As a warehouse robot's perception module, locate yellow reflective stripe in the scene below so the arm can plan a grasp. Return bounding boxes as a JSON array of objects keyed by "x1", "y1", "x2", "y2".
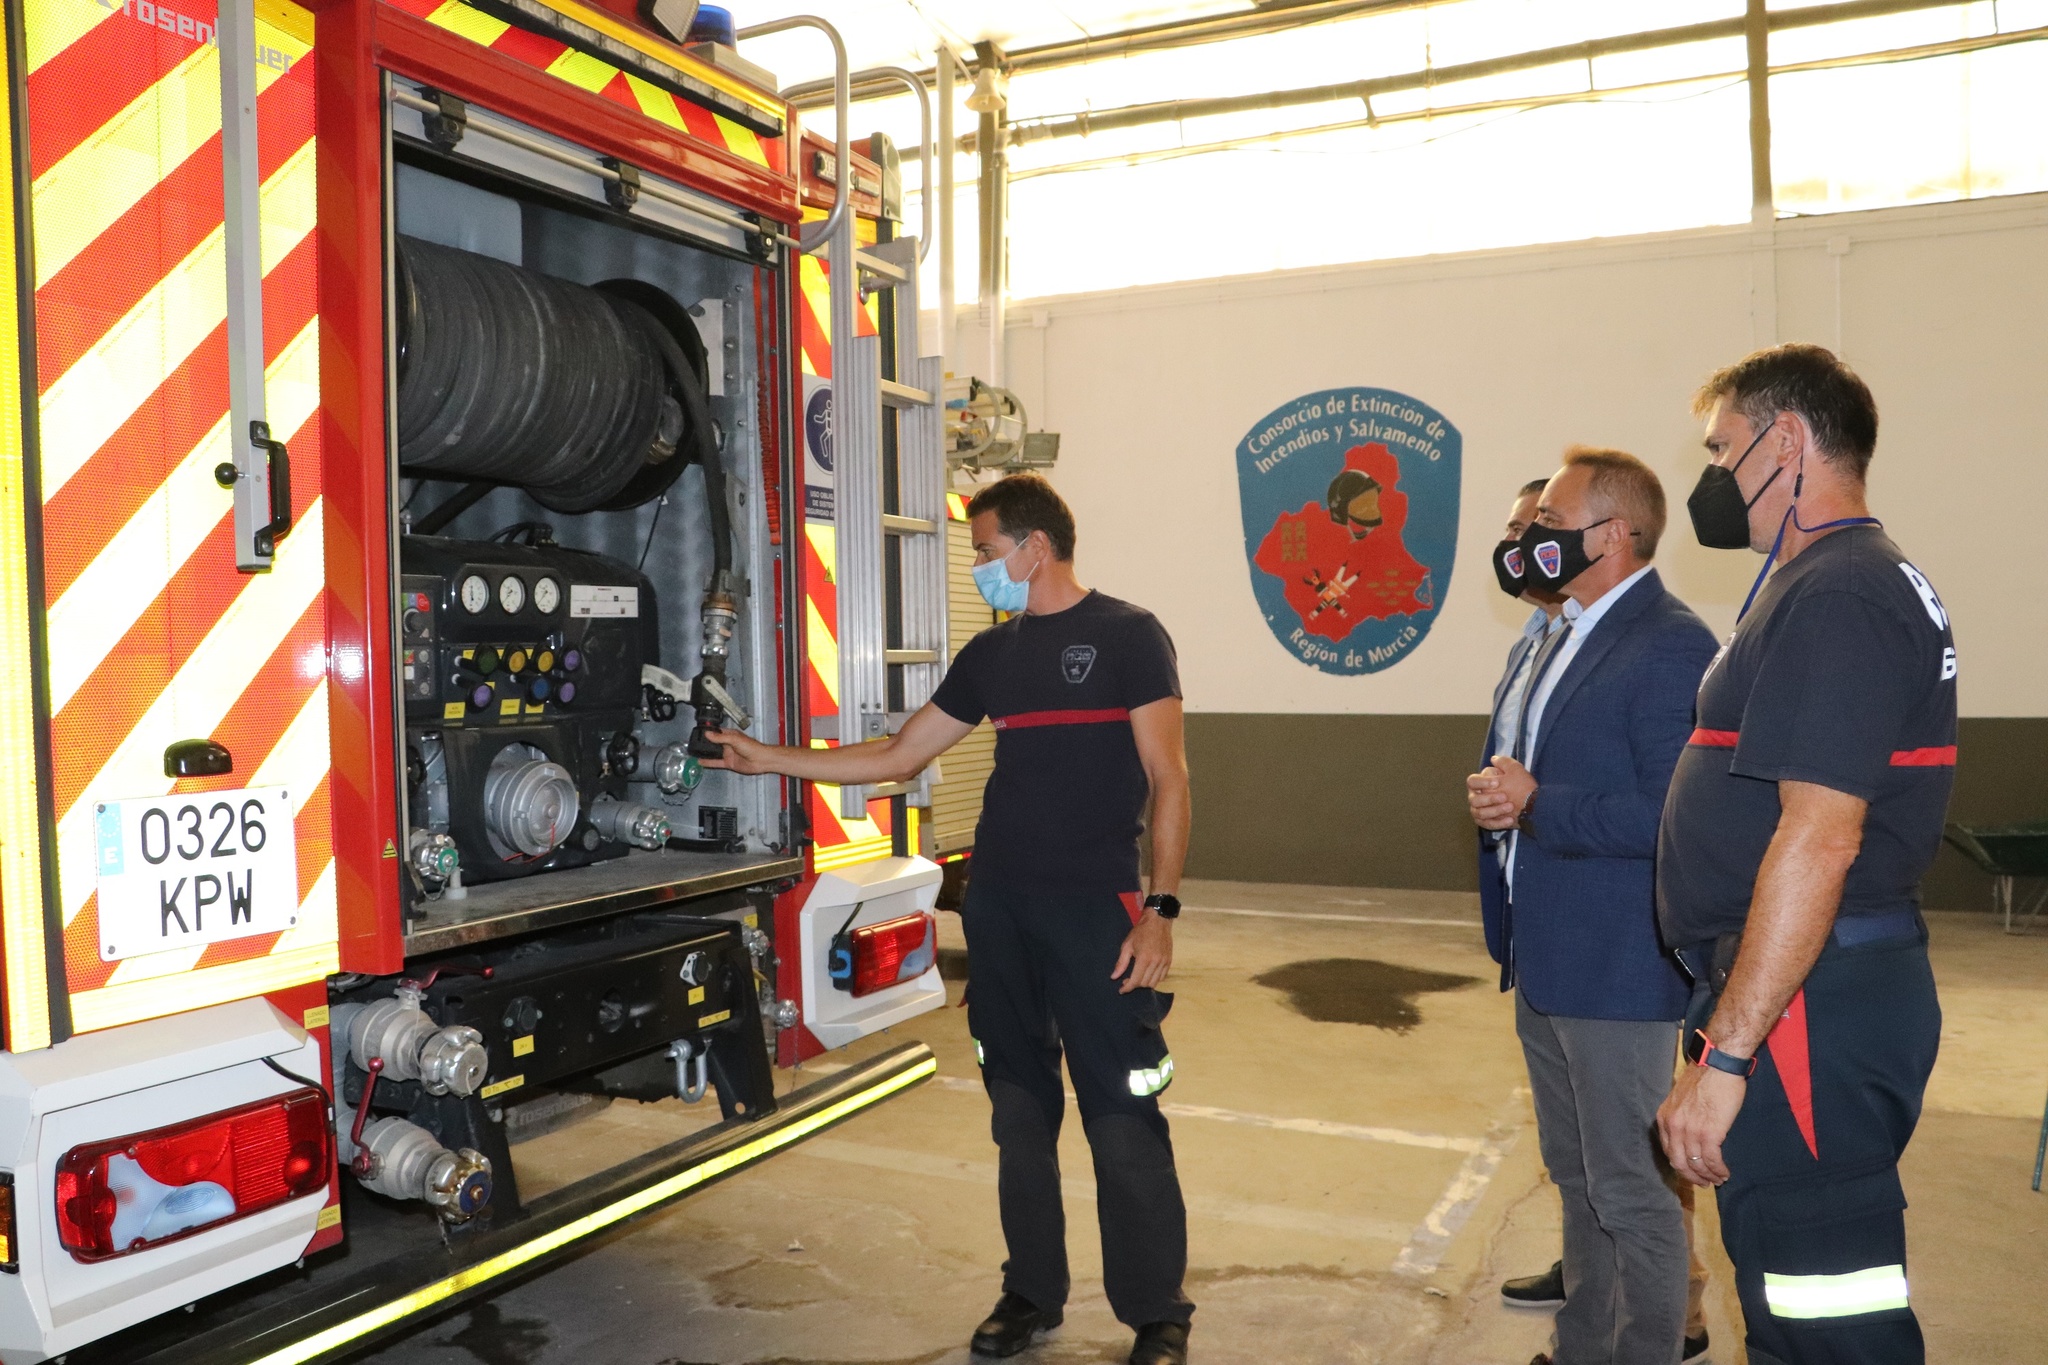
[
  {"x1": 45, "y1": 316, "x2": 317, "y2": 712},
  {"x1": 55, "y1": 500, "x2": 328, "y2": 929},
  {"x1": 544, "y1": 45, "x2": 618, "y2": 94},
  {"x1": 1127, "y1": 1055, "x2": 1175, "y2": 1097},
  {"x1": 714, "y1": 116, "x2": 770, "y2": 169},
  {"x1": 1763, "y1": 1265, "x2": 1910, "y2": 1319},
  {"x1": 811, "y1": 825, "x2": 890, "y2": 870},
  {"x1": 30, "y1": 18, "x2": 307, "y2": 291},
  {"x1": 27, "y1": 0, "x2": 116, "y2": 74},
  {"x1": 425, "y1": 0, "x2": 510, "y2": 47},
  {"x1": 244, "y1": 1057, "x2": 937, "y2": 1365},
  {"x1": 525, "y1": 0, "x2": 781, "y2": 121},
  {"x1": 38, "y1": 139, "x2": 317, "y2": 503},
  {"x1": 70, "y1": 929, "x2": 338, "y2": 1032},
  {"x1": 623, "y1": 73, "x2": 688, "y2": 132},
  {"x1": 0, "y1": 28, "x2": 51, "y2": 1053},
  {"x1": 972, "y1": 1039, "x2": 983, "y2": 1066}
]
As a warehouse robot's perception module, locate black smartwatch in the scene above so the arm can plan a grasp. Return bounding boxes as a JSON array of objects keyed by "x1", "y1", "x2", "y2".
[
  {"x1": 1143, "y1": 892, "x2": 1181, "y2": 920},
  {"x1": 1692, "y1": 1031, "x2": 1757, "y2": 1079}
]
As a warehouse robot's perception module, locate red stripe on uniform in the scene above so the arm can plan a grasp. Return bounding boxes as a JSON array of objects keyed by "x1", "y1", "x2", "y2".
[
  {"x1": 1118, "y1": 892, "x2": 1142, "y2": 927},
  {"x1": 1691, "y1": 729, "x2": 1955, "y2": 768},
  {"x1": 1765, "y1": 988, "x2": 1818, "y2": 1160},
  {"x1": 991, "y1": 708, "x2": 1131, "y2": 731}
]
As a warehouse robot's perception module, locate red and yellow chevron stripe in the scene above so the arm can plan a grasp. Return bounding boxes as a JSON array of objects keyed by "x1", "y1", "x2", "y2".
[
  {"x1": 387, "y1": 0, "x2": 786, "y2": 175},
  {"x1": 27, "y1": 0, "x2": 335, "y2": 1033},
  {"x1": 793, "y1": 207, "x2": 879, "y2": 379}
]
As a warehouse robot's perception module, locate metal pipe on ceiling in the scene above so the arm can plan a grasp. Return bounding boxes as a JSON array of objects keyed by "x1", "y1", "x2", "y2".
[
  {"x1": 782, "y1": 0, "x2": 1985, "y2": 133},
  {"x1": 969, "y1": 0, "x2": 1992, "y2": 151},
  {"x1": 999, "y1": 24, "x2": 2048, "y2": 182}
]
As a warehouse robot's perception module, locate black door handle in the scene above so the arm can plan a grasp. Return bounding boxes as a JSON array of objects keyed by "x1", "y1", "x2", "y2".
[
  {"x1": 251, "y1": 420, "x2": 291, "y2": 558},
  {"x1": 165, "y1": 738, "x2": 233, "y2": 779}
]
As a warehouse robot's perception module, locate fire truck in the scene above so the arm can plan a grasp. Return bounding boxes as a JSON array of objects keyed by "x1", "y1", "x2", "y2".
[{"x1": 0, "y1": 0, "x2": 987, "y2": 1358}]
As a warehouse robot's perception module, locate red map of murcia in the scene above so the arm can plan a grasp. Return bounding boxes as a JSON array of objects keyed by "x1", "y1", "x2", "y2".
[{"x1": 1253, "y1": 443, "x2": 1432, "y2": 643}]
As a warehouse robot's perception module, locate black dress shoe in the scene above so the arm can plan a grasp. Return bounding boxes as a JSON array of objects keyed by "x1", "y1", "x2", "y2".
[
  {"x1": 1683, "y1": 1328, "x2": 1711, "y2": 1362},
  {"x1": 1128, "y1": 1320, "x2": 1190, "y2": 1365},
  {"x1": 970, "y1": 1292, "x2": 1062, "y2": 1358},
  {"x1": 1501, "y1": 1259, "x2": 1566, "y2": 1309}
]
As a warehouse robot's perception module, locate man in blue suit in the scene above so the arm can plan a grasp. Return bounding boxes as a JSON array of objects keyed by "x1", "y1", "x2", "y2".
[{"x1": 1467, "y1": 448, "x2": 1718, "y2": 1365}]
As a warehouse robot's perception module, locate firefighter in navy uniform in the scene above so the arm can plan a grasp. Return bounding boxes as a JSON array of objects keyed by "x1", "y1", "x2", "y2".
[
  {"x1": 706, "y1": 473, "x2": 1196, "y2": 1365},
  {"x1": 1656, "y1": 345, "x2": 1955, "y2": 1365}
]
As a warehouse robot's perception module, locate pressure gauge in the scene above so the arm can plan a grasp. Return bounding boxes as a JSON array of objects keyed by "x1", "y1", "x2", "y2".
[
  {"x1": 498, "y1": 575, "x2": 526, "y2": 614},
  {"x1": 459, "y1": 574, "x2": 490, "y2": 614},
  {"x1": 533, "y1": 576, "x2": 562, "y2": 614}
]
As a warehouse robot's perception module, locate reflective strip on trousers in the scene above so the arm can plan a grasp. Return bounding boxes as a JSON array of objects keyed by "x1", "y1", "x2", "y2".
[
  {"x1": 1127, "y1": 1055, "x2": 1175, "y2": 1097},
  {"x1": 1763, "y1": 1265, "x2": 1911, "y2": 1319},
  {"x1": 973, "y1": 1038, "x2": 984, "y2": 1067}
]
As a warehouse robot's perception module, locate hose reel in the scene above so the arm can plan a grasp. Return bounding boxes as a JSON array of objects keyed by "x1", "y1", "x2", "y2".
[{"x1": 394, "y1": 236, "x2": 716, "y2": 514}]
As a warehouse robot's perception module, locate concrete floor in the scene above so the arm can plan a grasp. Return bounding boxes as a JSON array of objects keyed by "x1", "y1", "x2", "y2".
[{"x1": 356, "y1": 880, "x2": 2048, "y2": 1365}]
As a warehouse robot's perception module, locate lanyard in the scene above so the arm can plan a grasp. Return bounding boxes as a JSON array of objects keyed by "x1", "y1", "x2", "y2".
[{"x1": 1737, "y1": 506, "x2": 1883, "y2": 622}]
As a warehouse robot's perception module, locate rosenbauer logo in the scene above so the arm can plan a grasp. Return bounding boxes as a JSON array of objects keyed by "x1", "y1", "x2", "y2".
[
  {"x1": 1235, "y1": 387, "x2": 1461, "y2": 676},
  {"x1": 100, "y1": 0, "x2": 298, "y2": 71}
]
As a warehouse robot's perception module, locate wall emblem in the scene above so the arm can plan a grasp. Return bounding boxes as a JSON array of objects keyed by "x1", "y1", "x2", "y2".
[{"x1": 1236, "y1": 387, "x2": 1461, "y2": 675}]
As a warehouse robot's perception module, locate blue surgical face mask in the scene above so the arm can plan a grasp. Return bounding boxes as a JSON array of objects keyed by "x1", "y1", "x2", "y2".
[{"x1": 972, "y1": 544, "x2": 1035, "y2": 613}]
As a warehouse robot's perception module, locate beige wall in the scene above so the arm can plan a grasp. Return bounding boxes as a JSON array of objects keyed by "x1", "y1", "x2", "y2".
[{"x1": 954, "y1": 191, "x2": 2048, "y2": 718}]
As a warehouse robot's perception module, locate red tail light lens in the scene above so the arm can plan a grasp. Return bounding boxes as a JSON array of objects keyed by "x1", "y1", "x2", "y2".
[
  {"x1": 54, "y1": 1088, "x2": 331, "y2": 1262},
  {"x1": 847, "y1": 912, "x2": 937, "y2": 997}
]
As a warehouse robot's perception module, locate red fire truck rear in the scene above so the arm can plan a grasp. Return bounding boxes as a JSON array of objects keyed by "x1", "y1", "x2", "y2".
[{"x1": 0, "y1": 1, "x2": 980, "y2": 1358}]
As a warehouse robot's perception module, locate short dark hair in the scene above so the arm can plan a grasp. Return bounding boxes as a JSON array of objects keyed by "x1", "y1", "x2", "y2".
[
  {"x1": 1560, "y1": 446, "x2": 1667, "y2": 559},
  {"x1": 1519, "y1": 477, "x2": 1550, "y2": 498},
  {"x1": 1693, "y1": 343, "x2": 1879, "y2": 478},
  {"x1": 966, "y1": 473, "x2": 1076, "y2": 560}
]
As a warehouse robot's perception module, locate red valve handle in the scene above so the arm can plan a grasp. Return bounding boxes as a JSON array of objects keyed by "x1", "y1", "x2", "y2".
[{"x1": 350, "y1": 1056, "x2": 385, "y2": 1177}]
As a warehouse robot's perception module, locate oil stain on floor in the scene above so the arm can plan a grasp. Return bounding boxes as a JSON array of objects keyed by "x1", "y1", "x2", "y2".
[
  {"x1": 1254, "y1": 958, "x2": 1479, "y2": 1032},
  {"x1": 435, "y1": 1300, "x2": 553, "y2": 1365}
]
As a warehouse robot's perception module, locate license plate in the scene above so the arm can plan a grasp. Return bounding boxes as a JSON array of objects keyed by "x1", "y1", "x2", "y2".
[{"x1": 93, "y1": 787, "x2": 299, "y2": 962}]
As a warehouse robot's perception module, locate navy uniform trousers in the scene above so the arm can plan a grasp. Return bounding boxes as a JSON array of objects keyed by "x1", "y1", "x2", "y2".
[
  {"x1": 1683, "y1": 926, "x2": 1940, "y2": 1365},
  {"x1": 961, "y1": 878, "x2": 1195, "y2": 1328}
]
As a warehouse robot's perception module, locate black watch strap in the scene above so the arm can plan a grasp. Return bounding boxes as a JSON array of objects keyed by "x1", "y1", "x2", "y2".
[
  {"x1": 1693, "y1": 1031, "x2": 1757, "y2": 1079},
  {"x1": 1143, "y1": 892, "x2": 1181, "y2": 920}
]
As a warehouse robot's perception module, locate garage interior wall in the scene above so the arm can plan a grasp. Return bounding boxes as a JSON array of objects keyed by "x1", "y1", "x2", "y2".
[{"x1": 949, "y1": 190, "x2": 2048, "y2": 909}]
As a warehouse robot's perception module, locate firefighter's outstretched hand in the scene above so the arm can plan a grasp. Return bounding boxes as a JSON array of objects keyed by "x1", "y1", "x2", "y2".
[
  {"x1": 1114, "y1": 912, "x2": 1173, "y2": 993},
  {"x1": 1657, "y1": 1063, "x2": 1745, "y2": 1187},
  {"x1": 702, "y1": 728, "x2": 773, "y2": 775}
]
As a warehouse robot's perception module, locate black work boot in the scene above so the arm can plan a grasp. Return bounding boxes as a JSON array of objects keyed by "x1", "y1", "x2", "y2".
[
  {"x1": 1501, "y1": 1259, "x2": 1566, "y2": 1309},
  {"x1": 1128, "y1": 1320, "x2": 1190, "y2": 1365},
  {"x1": 970, "y1": 1292, "x2": 1063, "y2": 1358}
]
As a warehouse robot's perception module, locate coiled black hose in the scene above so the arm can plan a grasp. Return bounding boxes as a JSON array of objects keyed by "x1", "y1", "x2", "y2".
[{"x1": 395, "y1": 237, "x2": 693, "y2": 514}]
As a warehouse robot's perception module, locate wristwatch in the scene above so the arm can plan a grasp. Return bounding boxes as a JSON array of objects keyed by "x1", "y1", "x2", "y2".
[
  {"x1": 1692, "y1": 1031, "x2": 1757, "y2": 1079},
  {"x1": 1143, "y1": 892, "x2": 1182, "y2": 920},
  {"x1": 1516, "y1": 787, "x2": 1538, "y2": 837}
]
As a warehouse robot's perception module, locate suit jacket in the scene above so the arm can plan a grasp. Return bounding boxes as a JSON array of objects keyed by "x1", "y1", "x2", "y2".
[{"x1": 1476, "y1": 570, "x2": 1716, "y2": 1021}]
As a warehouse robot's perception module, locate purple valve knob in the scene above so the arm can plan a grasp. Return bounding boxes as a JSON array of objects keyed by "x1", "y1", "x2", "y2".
[
  {"x1": 469, "y1": 683, "x2": 493, "y2": 710},
  {"x1": 561, "y1": 649, "x2": 582, "y2": 672},
  {"x1": 557, "y1": 681, "x2": 577, "y2": 704}
]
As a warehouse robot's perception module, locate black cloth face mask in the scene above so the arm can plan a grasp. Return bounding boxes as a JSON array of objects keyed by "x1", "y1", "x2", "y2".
[
  {"x1": 1518, "y1": 518, "x2": 1612, "y2": 591},
  {"x1": 1687, "y1": 424, "x2": 1782, "y2": 549},
  {"x1": 1493, "y1": 537, "x2": 1529, "y2": 597}
]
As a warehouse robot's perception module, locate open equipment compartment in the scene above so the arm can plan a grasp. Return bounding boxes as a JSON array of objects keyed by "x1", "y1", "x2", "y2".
[{"x1": 382, "y1": 79, "x2": 797, "y2": 951}]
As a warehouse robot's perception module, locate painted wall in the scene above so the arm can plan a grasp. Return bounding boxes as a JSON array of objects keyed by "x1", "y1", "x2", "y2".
[
  {"x1": 944, "y1": 191, "x2": 2048, "y2": 905},
  {"x1": 933, "y1": 189, "x2": 2048, "y2": 908}
]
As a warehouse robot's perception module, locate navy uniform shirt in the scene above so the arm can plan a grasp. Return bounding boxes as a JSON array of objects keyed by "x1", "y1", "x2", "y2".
[
  {"x1": 1657, "y1": 525, "x2": 1959, "y2": 947},
  {"x1": 931, "y1": 591, "x2": 1180, "y2": 892}
]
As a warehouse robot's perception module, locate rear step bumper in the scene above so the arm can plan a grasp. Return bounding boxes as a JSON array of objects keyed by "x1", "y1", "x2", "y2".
[{"x1": 139, "y1": 1042, "x2": 937, "y2": 1365}]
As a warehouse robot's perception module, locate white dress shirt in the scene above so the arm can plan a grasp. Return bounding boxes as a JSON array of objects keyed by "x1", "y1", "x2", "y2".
[{"x1": 1505, "y1": 564, "x2": 1655, "y2": 893}]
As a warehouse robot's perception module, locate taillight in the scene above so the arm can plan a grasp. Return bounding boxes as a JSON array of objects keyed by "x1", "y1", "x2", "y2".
[
  {"x1": 0, "y1": 1173, "x2": 16, "y2": 1273},
  {"x1": 54, "y1": 1088, "x2": 330, "y2": 1263},
  {"x1": 836, "y1": 912, "x2": 936, "y2": 998}
]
